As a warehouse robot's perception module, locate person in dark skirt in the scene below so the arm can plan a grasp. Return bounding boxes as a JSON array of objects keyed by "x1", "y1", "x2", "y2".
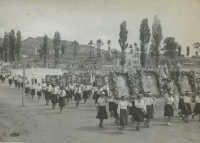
[
  {"x1": 51, "y1": 85, "x2": 58, "y2": 109},
  {"x1": 182, "y1": 91, "x2": 192, "y2": 123},
  {"x1": 8, "y1": 75, "x2": 13, "y2": 87},
  {"x1": 74, "y1": 84, "x2": 82, "y2": 108},
  {"x1": 25, "y1": 81, "x2": 30, "y2": 98},
  {"x1": 96, "y1": 91, "x2": 108, "y2": 128},
  {"x1": 129, "y1": 96, "x2": 136, "y2": 123},
  {"x1": 117, "y1": 94, "x2": 132, "y2": 134},
  {"x1": 41, "y1": 80, "x2": 47, "y2": 98},
  {"x1": 59, "y1": 87, "x2": 66, "y2": 114},
  {"x1": 164, "y1": 90, "x2": 176, "y2": 125},
  {"x1": 143, "y1": 91, "x2": 155, "y2": 128},
  {"x1": 192, "y1": 91, "x2": 200, "y2": 121},
  {"x1": 46, "y1": 84, "x2": 53, "y2": 105},
  {"x1": 134, "y1": 93, "x2": 146, "y2": 131},
  {"x1": 69, "y1": 83, "x2": 75, "y2": 100},
  {"x1": 37, "y1": 83, "x2": 42, "y2": 102},
  {"x1": 64, "y1": 84, "x2": 70, "y2": 104},
  {"x1": 83, "y1": 84, "x2": 89, "y2": 104},
  {"x1": 31, "y1": 81, "x2": 36, "y2": 100},
  {"x1": 17, "y1": 76, "x2": 21, "y2": 90},
  {"x1": 108, "y1": 95, "x2": 115, "y2": 117},
  {"x1": 178, "y1": 94, "x2": 184, "y2": 117}
]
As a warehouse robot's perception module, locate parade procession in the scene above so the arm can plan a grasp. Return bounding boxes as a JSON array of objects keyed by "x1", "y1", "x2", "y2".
[{"x1": 0, "y1": 0, "x2": 200, "y2": 143}]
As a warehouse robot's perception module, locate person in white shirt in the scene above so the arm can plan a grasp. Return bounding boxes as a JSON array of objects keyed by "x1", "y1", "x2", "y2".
[
  {"x1": 25, "y1": 81, "x2": 30, "y2": 98},
  {"x1": 8, "y1": 75, "x2": 13, "y2": 87},
  {"x1": 51, "y1": 85, "x2": 58, "y2": 109},
  {"x1": 192, "y1": 91, "x2": 200, "y2": 121},
  {"x1": 108, "y1": 94, "x2": 115, "y2": 117},
  {"x1": 74, "y1": 84, "x2": 83, "y2": 108},
  {"x1": 143, "y1": 91, "x2": 155, "y2": 128},
  {"x1": 14, "y1": 75, "x2": 18, "y2": 89},
  {"x1": 41, "y1": 80, "x2": 47, "y2": 98},
  {"x1": 46, "y1": 83, "x2": 53, "y2": 105},
  {"x1": 96, "y1": 91, "x2": 108, "y2": 128},
  {"x1": 37, "y1": 83, "x2": 42, "y2": 102},
  {"x1": 20, "y1": 77, "x2": 24, "y2": 91},
  {"x1": 59, "y1": 87, "x2": 66, "y2": 114},
  {"x1": 17, "y1": 76, "x2": 21, "y2": 90},
  {"x1": 64, "y1": 84, "x2": 70, "y2": 104},
  {"x1": 31, "y1": 81, "x2": 37, "y2": 100},
  {"x1": 164, "y1": 90, "x2": 176, "y2": 125},
  {"x1": 182, "y1": 91, "x2": 192, "y2": 123},
  {"x1": 83, "y1": 83, "x2": 89, "y2": 104},
  {"x1": 69, "y1": 83, "x2": 75, "y2": 100},
  {"x1": 117, "y1": 94, "x2": 132, "y2": 134},
  {"x1": 134, "y1": 93, "x2": 146, "y2": 131}
]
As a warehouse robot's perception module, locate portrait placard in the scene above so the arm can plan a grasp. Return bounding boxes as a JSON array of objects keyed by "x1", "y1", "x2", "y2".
[
  {"x1": 45, "y1": 75, "x2": 60, "y2": 85},
  {"x1": 76, "y1": 75, "x2": 83, "y2": 84},
  {"x1": 180, "y1": 74, "x2": 191, "y2": 94},
  {"x1": 60, "y1": 75, "x2": 67, "y2": 87},
  {"x1": 95, "y1": 75, "x2": 105, "y2": 87},
  {"x1": 84, "y1": 73, "x2": 90, "y2": 84}
]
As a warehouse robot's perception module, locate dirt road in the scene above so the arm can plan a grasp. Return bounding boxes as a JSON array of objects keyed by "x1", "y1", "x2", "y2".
[{"x1": 0, "y1": 80, "x2": 199, "y2": 143}]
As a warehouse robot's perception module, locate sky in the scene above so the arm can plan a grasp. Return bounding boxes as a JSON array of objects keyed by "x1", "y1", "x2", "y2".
[{"x1": 0, "y1": 0, "x2": 200, "y2": 56}]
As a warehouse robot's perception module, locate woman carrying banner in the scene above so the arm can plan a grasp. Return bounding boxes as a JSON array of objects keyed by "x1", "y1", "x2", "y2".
[
  {"x1": 117, "y1": 94, "x2": 132, "y2": 134},
  {"x1": 164, "y1": 90, "x2": 176, "y2": 125},
  {"x1": 134, "y1": 93, "x2": 146, "y2": 131},
  {"x1": 59, "y1": 87, "x2": 66, "y2": 114},
  {"x1": 192, "y1": 91, "x2": 200, "y2": 121},
  {"x1": 37, "y1": 83, "x2": 42, "y2": 103},
  {"x1": 182, "y1": 91, "x2": 192, "y2": 123},
  {"x1": 51, "y1": 85, "x2": 58, "y2": 109},
  {"x1": 96, "y1": 91, "x2": 108, "y2": 128}
]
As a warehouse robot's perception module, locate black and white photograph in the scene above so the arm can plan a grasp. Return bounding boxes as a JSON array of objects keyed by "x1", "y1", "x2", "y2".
[{"x1": 0, "y1": 0, "x2": 200, "y2": 143}]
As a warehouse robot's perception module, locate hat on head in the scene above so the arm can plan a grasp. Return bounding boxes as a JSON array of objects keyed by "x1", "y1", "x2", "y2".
[
  {"x1": 101, "y1": 91, "x2": 105, "y2": 95},
  {"x1": 147, "y1": 91, "x2": 152, "y2": 94},
  {"x1": 121, "y1": 94, "x2": 126, "y2": 97},
  {"x1": 186, "y1": 91, "x2": 191, "y2": 94}
]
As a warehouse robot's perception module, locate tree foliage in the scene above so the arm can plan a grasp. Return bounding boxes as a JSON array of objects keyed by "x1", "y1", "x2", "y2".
[
  {"x1": 178, "y1": 45, "x2": 182, "y2": 56},
  {"x1": 88, "y1": 40, "x2": 93, "y2": 58},
  {"x1": 162, "y1": 37, "x2": 178, "y2": 58},
  {"x1": 9, "y1": 29, "x2": 16, "y2": 63},
  {"x1": 15, "y1": 30, "x2": 22, "y2": 61},
  {"x1": 149, "y1": 16, "x2": 163, "y2": 67},
  {"x1": 42, "y1": 35, "x2": 49, "y2": 66},
  {"x1": 96, "y1": 39, "x2": 103, "y2": 58},
  {"x1": 139, "y1": 18, "x2": 151, "y2": 67},
  {"x1": 3, "y1": 32, "x2": 9, "y2": 62},
  {"x1": 0, "y1": 45, "x2": 3, "y2": 60},
  {"x1": 53, "y1": 31, "x2": 61, "y2": 66},
  {"x1": 186, "y1": 46, "x2": 190, "y2": 57},
  {"x1": 118, "y1": 21, "x2": 129, "y2": 67},
  {"x1": 73, "y1": 40, "x2": 79, "y2": 63},
  {"x1": 61, "y1": 44, "x2": 65, "y2": 54}
]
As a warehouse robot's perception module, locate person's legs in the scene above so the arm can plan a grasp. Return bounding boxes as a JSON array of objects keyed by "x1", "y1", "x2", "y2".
[
  {"x1": 192, "y1": 113, "x2": 198, "y2": 119},
  {"x1": 121, "y1": 125, "x2": 125, "y2": 133},
  {"x1": 136, "y1": 121, "x2": 140, "y2": 131},
  {"x1": 147, "y1": 119, "x2": 150, "y2": 127},
  {"x1": 99, "y1": 119, "x2": 104, "y2": 127}
]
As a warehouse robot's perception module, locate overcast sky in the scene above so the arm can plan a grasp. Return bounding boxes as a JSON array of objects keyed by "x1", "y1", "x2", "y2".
[{"x1": 0, "y1": 0, "x2": 200, "y2": 56}]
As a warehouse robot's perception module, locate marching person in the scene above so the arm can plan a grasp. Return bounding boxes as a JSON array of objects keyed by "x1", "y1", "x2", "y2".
[
  {"x1": 37, "y1": 83, "x2": 42, "y2": 102},
  {"x1": 129, "y1": 96, "x2": 136, "y2": 123},
  {"x1": 2, "y1": 73, "x2": 6, "y2": 83},
  {"x1": 108, "y1": 94, "x2": 115, "y2": 117},
  {"x1": 83, "y1": 83, "x2": 89, "y2": 104},
  {"x1": 164, "y1": 90, "x2": 176, "y2": 125},
  {"x1": 14, "y1": 75, "x2": 18, "y2": 89},
  {"x1": 74, "y1": 84, "x2": 82, "y2": 108},
  {"x1": 96, "y1": 91, "x2": 108, "y2": 128},
  {"x1": 59, "y1": 87, "x2": 66, "y2": 114},
  {"x1": 46, "y1": 83, "x2": 53, "y2": 106},
  {"x1": 117, "y1": 94, "x2": 132, "y2": 134},
  {"x1": 30, "y1": 81, "x2": 36, "y2": 100},
  {"x1": 20, "y1": 77, "x2": 24, "y2": 91},
  {"x1": 192, "y1": 91, "x2": 200, "y2": 121},
  {"x1": 64, "y1": 84, "x2": 70, "y2": 104},
  {"x1": 51, "y1": 85, "x2": 58, "y2": 109},
  {"x1": 143, "y1": 91, "x2": 155, "y2": 128},
  {"x1": 114, "y1": 97, "x2": 120, "y2": 125},
  {"x1": 178, "y1": 94, "x2": 184, "y2": 117},
  {"x1": 8, "y1": 74, "x2": 13, "y2": 87},
  {"x1": 69, "y1": 83, "x2": 75, "y2": 100},
  {"x1": 182, "y1": 91, "x2": 192, "y2": 123},
  {"x1": 25, "y1": 81, "x2": 30, "y2": 98},
  {"x1": 17, "y1": 76, "x2": 21, "y2": 90},
  {"x1": 41, "y1": 79, "x2": 47, "y2": 98},
  {"x1": 134, "y1": 93, "x2": 146, "y2": 131}
]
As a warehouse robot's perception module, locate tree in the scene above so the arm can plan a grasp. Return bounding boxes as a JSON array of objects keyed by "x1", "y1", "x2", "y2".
[
  {"x1": 61, "y1": 44, "x2": 65, "y2": 54},
  {"x1": 134, "y1": 43, "x2": 139, "y2": 53},
  {"x1": 186, "y1": 46, "x2": 190, "y2": 57},
  {"x1": 178, "y1": 45, "x2": 182, "y2": 56},
  {"x1": 53, "y1": 31, "x2": 61, "y2": 66},
  {"x1": 196, "y1": 51, "x2": 198, "y2": 57},
  {"x1": 118, "y1": 21, "x2": 129, "y2": 67},
  {"x1": 88, "y1": 40, "x2": 93, "y2": 58},
  {"x1": 3, "y1": 32, "x2": 9, "y2": 63},
  {"x1": 193, "y1": 42, "x2": 200, "y2": 57},
  {"x1": 15, "y1": 30, "x2": 22, "y2": 61},
  {"x1": 162, "y1": 37, "x2": 178, "y2": 58},
  {"x1": 9, "y1": 29, "x2": 16, "y2": 63},
  {"x1": 73, "y1": 40, "x2": 79, "y2": 63},
  {"x1": 96, "y1": 39, "x2": 103, "y2": 58},
  {"x1": 0, "y1": 45, "x2": 3, "y2": 60},
  {"x1": 149, "y1": 16, "x2": 163, "y2": 67},
  {"x1": 139, "y1": 18, "x2": 151, "y2": 67},
  {"x1": 42, "y1": 35, "x2": 49, "y2": 67}
]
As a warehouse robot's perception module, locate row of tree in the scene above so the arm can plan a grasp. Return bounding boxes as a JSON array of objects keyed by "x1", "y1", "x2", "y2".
[
  {"x1": 118, "y1": 16, "x2": 193, "y2": 68},
  {"x1": 0, "y1": 30, "x2": 22, "y2": 63}
]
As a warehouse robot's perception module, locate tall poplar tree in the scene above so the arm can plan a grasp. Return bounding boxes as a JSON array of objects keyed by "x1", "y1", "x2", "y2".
[
  {"x1": 3, "y1": 32, "x2": 9, "y2": 63},
  {"x1": 53, "y1": 31, "x2": 61, "y2": 66},
  {"x1": 15, "y1": 30, "x2": 22, "y2": 61},
  {"x1": 9, "y1": 29, "x2": 16, "y2": 63}
]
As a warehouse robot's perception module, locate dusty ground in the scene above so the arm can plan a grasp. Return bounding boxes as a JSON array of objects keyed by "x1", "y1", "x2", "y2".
[{"x1": 0, "y1": 80, "x2": 200, "y2": 143}]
